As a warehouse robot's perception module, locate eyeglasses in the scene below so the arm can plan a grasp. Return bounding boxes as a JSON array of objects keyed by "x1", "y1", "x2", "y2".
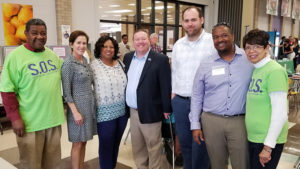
[
  {"x1": 213, "y1": 22, "x2": 231, "y2": 30},
  {"x1": 244, "y1": 45, "x2": 264, "y2": 52},
  {"x1": 214, "y1": 22, "x2": 231, "y2": 27}
]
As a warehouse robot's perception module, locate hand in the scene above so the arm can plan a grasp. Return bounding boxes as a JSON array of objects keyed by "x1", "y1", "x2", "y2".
[
  {"x1": 126, "y1": 45, "x2": 130, "y2": 50},
  {"x1": 192, "y1": 129, "x2": 204, "y2": 145},
  {"x1": 259, "y1": 146, "x2": 272, "y2": 167},
  {"x1": 73, "y1": 112, "x2": 83, "y2": 125},
  {"x1": 171, "y1": 93, "x2": 176, "y2": 100},
  {"x1": 12, "y1": 119, "x2": 25, "y2": 137},
  {"x1": 164, "y1": 113, "x2": 170, "y2": 119}
]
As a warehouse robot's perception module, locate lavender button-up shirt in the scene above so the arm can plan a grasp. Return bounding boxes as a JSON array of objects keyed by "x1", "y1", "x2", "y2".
[{"x1": 189, "y1": 45, "x2": 253, "y2": 130}]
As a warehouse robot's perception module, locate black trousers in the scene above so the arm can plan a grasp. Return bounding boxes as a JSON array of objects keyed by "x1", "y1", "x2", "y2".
[{"x1": 248, "y1": 141, "x2": 284, "y2": 169}]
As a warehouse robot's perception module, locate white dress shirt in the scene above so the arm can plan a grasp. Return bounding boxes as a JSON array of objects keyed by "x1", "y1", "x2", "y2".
[{"x1": 171, "y1": 30, "x2": 217, "y2": 97}]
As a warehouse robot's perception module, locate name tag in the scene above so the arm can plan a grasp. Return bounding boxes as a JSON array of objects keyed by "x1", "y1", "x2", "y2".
[{"x1": 212, "y1": 67, "x2": 225, "y2": 76}]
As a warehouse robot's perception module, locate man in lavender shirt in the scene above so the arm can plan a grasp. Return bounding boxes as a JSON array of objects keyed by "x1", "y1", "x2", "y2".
[{"x1": 189, "y1": 23, "x2": 253, "y2": 169}]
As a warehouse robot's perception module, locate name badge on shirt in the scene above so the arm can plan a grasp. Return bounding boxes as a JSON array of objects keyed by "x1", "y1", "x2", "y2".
[{"x1": 212, "y1": 67, "x2": 225, "y2": 76}]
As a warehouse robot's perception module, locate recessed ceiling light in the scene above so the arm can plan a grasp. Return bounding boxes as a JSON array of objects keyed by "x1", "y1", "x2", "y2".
[
  {"x1": 146, "y1": 6, "x2": 173, "y2": 10},
  {"x1": 128, "y1": 3, "x2": 135, "y2": 6},
  {"x1": 109, "y1": 5, "x2": 120, "y2": 7},
  {"x1": 105, "y1": 9, "x2": 133, "y2": 13}
]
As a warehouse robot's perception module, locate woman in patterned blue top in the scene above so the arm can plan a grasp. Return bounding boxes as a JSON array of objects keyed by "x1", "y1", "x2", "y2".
[
  {"x1": 62, "y1": 30, "x2": 96, "y2": 169},
  {"x1": 90, "y1": 36, "x2": 128, "y2": 169}
]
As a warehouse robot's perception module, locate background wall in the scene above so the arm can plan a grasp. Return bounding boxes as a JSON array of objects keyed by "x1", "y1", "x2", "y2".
[
  {"x1": 0, "y1": 0, "x2": 57, "y2": 45},
  {"x1": 255, "y1": 0, "x2": 300, "y2": 38},
  {"x1": 282, "y1": 17, "x2": 293, "y2": 37},
  {"x1": 257, "y1": 0, "x2": 269, "y2": 31},
  {"x1": 71, "y1": 0, "x2": 99, "y2": 47},
  {"x1": 241, "y1": 0, "x2": 255, "y2": 46},
  {"x1": 293, "y1": 20, "x2": 299, "y2": 37}
]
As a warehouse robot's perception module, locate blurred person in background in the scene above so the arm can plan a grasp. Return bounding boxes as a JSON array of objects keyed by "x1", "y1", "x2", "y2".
[
  {"x1": 150, "y1": 33, "x2": 162, "y2": 53},
  {"x1": 119, "y1": 34, "x2": 134, "y2": 61}
]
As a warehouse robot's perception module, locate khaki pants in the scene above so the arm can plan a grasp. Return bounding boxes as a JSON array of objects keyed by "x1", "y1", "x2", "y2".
[
  {"x1": 201, "y1": 112, "x2": 250, "y2": 169},
  {"x1": 16, "y1": 126, "x2": 62, "y2": 169},
  {"x1": 130, "y1": 108, "x2": 162, "y2": 169}
]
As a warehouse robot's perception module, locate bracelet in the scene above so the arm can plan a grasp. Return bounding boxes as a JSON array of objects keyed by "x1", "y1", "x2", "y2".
[{"x1": 263, "y1": 147, "x2": 272, "y2": 153}]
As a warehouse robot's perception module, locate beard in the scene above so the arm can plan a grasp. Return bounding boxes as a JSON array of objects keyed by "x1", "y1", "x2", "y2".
[
  {"x1": 216, "y1": 43, "x2": 234, "y2": 56},
  {"x1": 185, "y1": 27, "x2": 201, "y2": 38}
]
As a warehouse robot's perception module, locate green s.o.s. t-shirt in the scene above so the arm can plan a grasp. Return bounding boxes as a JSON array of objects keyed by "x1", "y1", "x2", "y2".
[
  {"x1": 246, "y1": 60, "x2": 288, "y2": 144},
  {"x1": 0, "y1": 45, "x2": 65, "y2": 132}
]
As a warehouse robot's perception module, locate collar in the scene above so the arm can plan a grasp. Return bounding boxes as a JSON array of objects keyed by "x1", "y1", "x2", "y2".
[
  {"x1": 253, "y1": 55, "x2": 271, "y2": 68},
  {"x1": 133, "y1": 49, "x2": 150, "y2": 60},
  {"x1": 69, "y1": 54, "x2": 87, "y2": 65},
  {"x1": 24, "y1": 43, "x2": 45, "y2": 52},
  {"x1": 212, "y1": 44, "x2": 243, "y2": 61}
]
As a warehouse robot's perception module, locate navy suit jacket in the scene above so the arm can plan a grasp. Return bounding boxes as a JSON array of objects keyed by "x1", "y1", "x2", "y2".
[{"x1": 124, "y1": 50, "x2": 172, "y2": 124}]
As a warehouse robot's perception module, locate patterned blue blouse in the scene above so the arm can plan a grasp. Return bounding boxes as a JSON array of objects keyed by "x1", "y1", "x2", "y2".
[{"x1": 90, "y1": 59, "x2": 127, "y2": 122}]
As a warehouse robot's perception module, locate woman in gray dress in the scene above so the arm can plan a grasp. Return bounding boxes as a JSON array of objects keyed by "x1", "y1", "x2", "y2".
[{"x1": 62, "y1": 30, "x2": 96, "y2": 169}]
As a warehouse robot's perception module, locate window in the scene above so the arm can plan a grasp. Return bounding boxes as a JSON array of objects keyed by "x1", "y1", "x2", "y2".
[{"x1": 99, "y1": 0, "x2": 203, "y2": 54}]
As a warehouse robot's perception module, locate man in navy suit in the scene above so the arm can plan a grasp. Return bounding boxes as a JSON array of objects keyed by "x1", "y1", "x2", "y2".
[{"x1": 123, "y1": 29, "x2": 172, "y2": 169}]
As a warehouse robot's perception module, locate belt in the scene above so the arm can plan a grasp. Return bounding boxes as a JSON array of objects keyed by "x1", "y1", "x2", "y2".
[
  {"x1": 205, "y1": 111, "x2": 245, "y2": 118},
  {"x1": 177, "y1": 95, "x2": 191, "y2": 100},
  {"x1": 222, "y1": 114, "x2": 245, "y2": 117}
]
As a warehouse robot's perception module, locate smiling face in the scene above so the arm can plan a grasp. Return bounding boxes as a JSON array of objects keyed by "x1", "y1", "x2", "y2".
[
  {"x1": 25, "y1": 25, "x2": 47, "y2": 52},
  {"x1": 182, "y1": 8, "x2": 203, "y2": 39},
  {"x1": 70, "y1": 35, "x2": 87, "y2": 57},
  {"x1": 245, "y1": 44, "x2": 269, "y2": 64},
  {"x1": 133, "y1": 31, "x2": 150, "y2": 56},
  {"x1": 212, "y1": 26, "x2": 234, "y2": 55},
  {"x1": 101, "y1": 39, "x2": 115, "y2": 60}
]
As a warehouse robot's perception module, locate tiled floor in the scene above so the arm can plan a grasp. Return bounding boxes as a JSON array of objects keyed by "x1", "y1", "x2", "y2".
[{"x1": 0, "y1": 107, "x2": 300, "y2": 169}]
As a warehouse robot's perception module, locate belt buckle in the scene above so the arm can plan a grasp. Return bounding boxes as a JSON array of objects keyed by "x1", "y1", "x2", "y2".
[{"x1": 223, "y1": 114, "x2": 231, "y2": 117}]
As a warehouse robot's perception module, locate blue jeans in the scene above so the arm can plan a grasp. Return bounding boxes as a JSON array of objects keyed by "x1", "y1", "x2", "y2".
[
  {"x1": 172, "y1": 95, "x2": 210, "y2": 169},
  {"x1": 97, "y1": 115, "x2": 128, "y2": 169},
  {"x1": 248, "y1": 142, "x2": 284, "y2": 169}
]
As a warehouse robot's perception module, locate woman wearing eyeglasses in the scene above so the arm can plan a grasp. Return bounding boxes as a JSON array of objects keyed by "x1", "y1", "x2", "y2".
[{"x1": 243, "y1": 29, "x2": 288, "y2": 169}]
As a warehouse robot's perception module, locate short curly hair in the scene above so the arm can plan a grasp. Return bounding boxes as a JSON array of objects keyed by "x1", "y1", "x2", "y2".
[
  {"x1": 94, "y1": 36, "x2": 119, "y2": 60},
  {"x1": 25, "y1": 18, "x2": 47, "y2": 32},
  {"x1": 243, "y1": 29, "x2": 269, "y2": 48}
]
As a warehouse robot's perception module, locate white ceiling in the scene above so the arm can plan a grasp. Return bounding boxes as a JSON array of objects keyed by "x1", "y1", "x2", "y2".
[{"x1": 98, "y1": 0, "x2": 177, "y2": 24}]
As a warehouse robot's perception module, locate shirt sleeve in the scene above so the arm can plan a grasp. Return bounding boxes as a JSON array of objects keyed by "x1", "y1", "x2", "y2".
[
  {"x1": 1, "y1": 92, "x2": 21, "y2": 122},
  {"x1": 0, "y1": 53, "x2": 18, "y2": 93},
  {"x1": 61, "y1": 61, "x2": 74, "y2": 103},
  {"x1": 159, "y1": 55, "x2": 172, "y2": 113},
  {"x1": 264, "y1": 91, "x2": 288, "y2": 148},
  {"x1": 189, "y1": 64, "x2": 205, "y2": 130},
  {"x1": 171, "y1": 44, "x2": 177, "y2": 93},
  {"x1": 267, "y1": 69, "x2": 288, "y2": 93}
]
